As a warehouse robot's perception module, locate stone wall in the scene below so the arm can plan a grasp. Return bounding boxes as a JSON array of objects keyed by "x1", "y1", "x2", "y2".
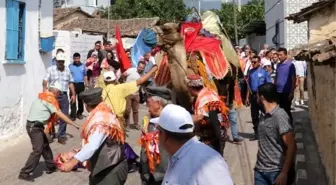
[
  {"x1": 307, "y1": 60, "x2": 336, "y2": 185},
  {"x1": 308, "y1": 3, "x2": 336, "y2": 43}
]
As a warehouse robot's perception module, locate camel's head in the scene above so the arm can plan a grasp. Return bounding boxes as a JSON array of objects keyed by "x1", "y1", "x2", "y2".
[{"x1": 151, "y1": 23, "x2": 183, "y2": 51}]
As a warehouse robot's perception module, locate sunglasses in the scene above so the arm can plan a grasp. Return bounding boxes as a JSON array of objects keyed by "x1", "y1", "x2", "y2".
[{"x1": 251, "y1": 61, "x2": 258, "y2": 64}]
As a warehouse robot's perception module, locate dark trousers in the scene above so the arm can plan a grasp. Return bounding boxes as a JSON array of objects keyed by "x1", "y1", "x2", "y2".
[
  {"x1": 89, "y1": 160, "x2": 128, "y2": 185},
  {"x1": 69, "y1": 82, "x2": 85, "y2": 118},
  {"x1": 250, "y1": 92, "x2": 264, "y2": 133},
  {"x1": 239, "y1": 79, "x2": 247, "y2": 105},
  {"x1": 142, "y1": 175, "x2": 162, "y2": 185},
  {"x1": 278, "y1": 92, "x2": 293, "y2": 124},
  {"x1": 57, "y1": 93, "x2": 69, "y2": 138},
  {"x1": 20, "y1": 121, "x2": 56, "y2": 175}
]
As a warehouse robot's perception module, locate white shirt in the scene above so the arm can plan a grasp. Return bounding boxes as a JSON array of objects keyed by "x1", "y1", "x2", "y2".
[
  {"x1": 162, "y1": 137, "x2": 234, "y2": 185},
  {"x1": 44, "y1": 65, "x2": 74, "y2": 92},
  {"x1": 124, "y1": 68, "x2": 140, "y2": 82},
  {"x1": 293, "y1": 60, "x2": 307, "y2": 77}
]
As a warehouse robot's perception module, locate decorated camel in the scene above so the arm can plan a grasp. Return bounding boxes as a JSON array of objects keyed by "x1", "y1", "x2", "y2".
[{"x1": 131, "y1": 11, "x2": 240, "y2": 111}]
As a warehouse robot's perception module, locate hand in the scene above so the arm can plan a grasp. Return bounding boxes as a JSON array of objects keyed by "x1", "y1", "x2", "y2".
[
  {"x1": 275, "y1": 172, "x2": 287, "y2": 185},
  {"x1": 288, "y1": 93, "x2": 294, "y2": 101},
  {"x1": 74, "y1": 124, "x2": 80, "y2": 130},
  {"x1": 245, "y1": 99, "x2": 250, "y2": 107},
  {"x1": 192, "y1": 115, "x2": 204, "y2": 123},
  {"x1": 70, "y1": 95, "x2": 76, "y2": 104},
  {"x1": 60, "y1": 160, "x2": 77, "y2": 172}
]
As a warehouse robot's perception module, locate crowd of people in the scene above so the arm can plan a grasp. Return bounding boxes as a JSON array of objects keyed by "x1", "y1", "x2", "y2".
[{"x1": 17, "y1": 40, "x2": 305, "y2": 185}]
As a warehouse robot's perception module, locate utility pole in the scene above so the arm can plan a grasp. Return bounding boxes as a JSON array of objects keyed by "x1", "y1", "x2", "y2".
[
  {"x1": 233, "y1": 0, "x2": 238, "y2": 45},
  {"x1": 198, "y1": 0, "x2": 201, "y2": 15},
  {"x1": 107, "y1": 2, "x2": 110, "y2": 39}
]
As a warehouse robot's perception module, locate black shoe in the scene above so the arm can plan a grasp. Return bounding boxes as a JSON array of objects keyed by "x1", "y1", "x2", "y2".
[
  {"x1": 77, "y1": 114, "x2": 84, "y2": 120},
  {"x1": 58, "y1": 137, "x2": 67, "y2": 145},
  {"x1": 130, "y1": 124, "x2": 141, "y2": 130},
  {"x1": 46, "y1": 166, "x2": 58, "y2": 174},
  {"x1": 233, "y1": 137, "x2": 243, "y2": 143},
  {"x1": 71, "y1": 117, "x2": 76, "y2": 121},
  {"x1": 18, "y1": 174, "x2": 34, "y2": 182}
]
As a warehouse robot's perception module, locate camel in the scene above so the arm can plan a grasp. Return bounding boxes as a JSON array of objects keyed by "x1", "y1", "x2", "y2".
[{"x1": 151, "y1": 23, "x2": 193, "y2": 111}]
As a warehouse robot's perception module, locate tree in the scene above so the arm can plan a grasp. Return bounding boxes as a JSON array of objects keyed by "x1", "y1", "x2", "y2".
[
  {"x1": 215, "y1": 0, "x2": 264, "y2": 41},
  {"x1": 100, "y1": 0, "x2": 188, "y2": 23}
]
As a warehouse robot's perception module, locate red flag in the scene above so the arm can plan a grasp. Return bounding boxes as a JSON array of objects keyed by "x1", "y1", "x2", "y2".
[
  {"x1": 115, "y1": 24, "x2": 131, "y2": 73},
  {"x1": 180, "y1": 22, "x2": 202, "y2": 50}
]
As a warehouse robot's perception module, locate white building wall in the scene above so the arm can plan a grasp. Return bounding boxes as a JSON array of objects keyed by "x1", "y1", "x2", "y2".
[
  {"x1": 265, "y1": 0, "x2": 318, "y2": 49},
  {"x1": 53, "y1": 30, "x2": 103, "y2": 66},
  {"x1": 0, "y1": 0, "x2": 53, "y2": 140},
  {"x1": 265, "y1": 0, "x2": 285, "y2": 48}
]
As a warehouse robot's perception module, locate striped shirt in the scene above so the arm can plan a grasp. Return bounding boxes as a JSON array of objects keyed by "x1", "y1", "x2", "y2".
[
  {"x1": 255, "y1": 106, "x2": 293, "y2": 172},
  {"x1": 44, "y1": 65, "x2": 74, "y2": 92}
]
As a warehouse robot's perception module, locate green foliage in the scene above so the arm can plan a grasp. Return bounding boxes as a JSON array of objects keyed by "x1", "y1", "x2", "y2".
[
  {"x1": 100, "y1": 0, "x2": 188, "y2": 23},
  {"x1": 215, "y1": 0, "x2": 264, "y2": 40}
]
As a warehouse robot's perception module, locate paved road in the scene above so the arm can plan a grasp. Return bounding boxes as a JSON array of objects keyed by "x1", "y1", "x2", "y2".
[{"x1": 0, "y1": 105, "x2": 260, "y2": 185}]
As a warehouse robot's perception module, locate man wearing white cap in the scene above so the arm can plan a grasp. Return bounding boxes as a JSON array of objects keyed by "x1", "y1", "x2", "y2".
[
  {"x1": 151, "y1": 104, "x2": 234, "y2": 185},
  {"x1": 43, "y1": 52, "x2": 76, "y2": 144},
  {"x1": 101, "y1": 65, "x2": 158, "y2": 129},
  {"x1": 19, "y1": 81, "x2": 79, "y2": 182},
  {"x1": 263, "y1": 60, "x2": 276, "y2": 83}
]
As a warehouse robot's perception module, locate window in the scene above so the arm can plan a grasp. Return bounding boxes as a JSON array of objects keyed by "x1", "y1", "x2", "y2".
[{"x1": 5, "y1": 0, "x2": 26, "y2": 63}]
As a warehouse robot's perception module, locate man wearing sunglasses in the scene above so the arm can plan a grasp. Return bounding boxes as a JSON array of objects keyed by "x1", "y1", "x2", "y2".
[{"x1": 246, "y1": 55, "x2": 272, "y2": 140}]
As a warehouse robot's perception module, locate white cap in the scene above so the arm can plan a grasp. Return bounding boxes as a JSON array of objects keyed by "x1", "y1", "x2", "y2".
[
  {"x1": 49, "y1": 80, "x2": 62, "y2": 91},
  {"x1": 56, "y1": 53, "x2": 66, "y2": 61},
  {"x1": 150, "y1": 104, "x2": 194, "y2": 133},
  {"x1": 103, "y1": 71, "x2": 116, "y2": 82},
  {"x1": 263, "y1": 60, "x2": 272, "y2": 67}
]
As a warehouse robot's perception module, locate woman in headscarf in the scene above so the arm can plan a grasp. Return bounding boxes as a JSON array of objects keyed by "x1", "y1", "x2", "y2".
[
  {"x1": 86, "y1": 52, "x2": 101, "y2": 88},
  {"x1": 186, "y1": 51, "x2": 218, "y2": 93}
]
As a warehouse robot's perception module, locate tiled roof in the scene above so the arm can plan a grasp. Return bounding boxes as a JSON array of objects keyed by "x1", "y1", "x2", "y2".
[
  {"x1": 290, "y1": 37, "x2": 336, "y2": 63},
  {"x1": 54, "y1": 7, "x2": 94, "y2": 22},
  {"x1": 286, "y1": 0, "x2": 335, "y2": 23},
  {"x1": 58, "y1": 17, "x2": 160, "y2": 37}
]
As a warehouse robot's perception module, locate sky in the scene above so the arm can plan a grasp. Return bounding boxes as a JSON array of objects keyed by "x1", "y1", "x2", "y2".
[{"x1": 184, "y1": 0, "x2": 249, "y2": 10}]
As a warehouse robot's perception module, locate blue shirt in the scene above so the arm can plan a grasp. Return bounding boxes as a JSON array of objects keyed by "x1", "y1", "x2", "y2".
[
  {"x1": 248, "y1": 67, "x2": 272, "y2": 92},
  {"x1": 275, "y1": 60, "x2": 296, "y2": 93},
  {"x1": 162, "y1": 137, "x2": 234, "y2": 185},
  {"x1": 144, "y1": 60, "x2": 155, "y2": 82},
  {"x1": 68, "y1": 63, "x2": 87, "y2": 83}
]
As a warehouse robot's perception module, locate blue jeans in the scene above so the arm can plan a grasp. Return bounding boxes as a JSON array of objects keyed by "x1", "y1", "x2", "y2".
[
  {"x1": 254, "y1": 170, "x2": 280, "y2": 185},
  {"x1": 229, "y1": 108, "x2": 239, "y2": 139},
  {"x1": 57, "y1": 93, "x2": 69, "y2": 138}
]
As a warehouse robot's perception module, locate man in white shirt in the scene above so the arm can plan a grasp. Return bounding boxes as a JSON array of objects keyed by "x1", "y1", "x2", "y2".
[
  {"x1": 261, "y1": 50, "x2": 272, "y2": 67},
  {"x1": 123, "y1": 61, "x2": 146, "y2": 129},
  {"x1": 293, "y1": 60, "x2": 307, "y2": 105},
  {"x1": 151, "y1": 104, "x2": 234, "y2": 185}
]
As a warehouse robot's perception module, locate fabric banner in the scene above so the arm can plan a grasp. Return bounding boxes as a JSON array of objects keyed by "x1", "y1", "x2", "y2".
[
  {"x1": 180, "y1": 22, "x2": 202, "y2": 51},
  {"x1": 131, "y1": 29, "x2": 152, "y2": 67},
  {"x1": 154, "y1": 53, "x2": 171, "y2": 86},
  {"x1": 188, "y1": 36, "x2": 229, "y2": 79},
  {"x1": 115, "y1": 25, "x2": 131, "y2": 73}
]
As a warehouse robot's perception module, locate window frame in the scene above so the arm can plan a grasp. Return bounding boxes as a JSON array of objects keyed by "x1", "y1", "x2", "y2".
[{"x1": 4, "y1": 0, "x2": 26, "y2": 64}]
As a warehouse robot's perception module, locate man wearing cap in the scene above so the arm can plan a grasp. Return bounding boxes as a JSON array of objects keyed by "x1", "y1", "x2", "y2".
[
  {"x1": 60, "y1": 88, "x2": 128, "y2": 185},
  {"x1": 186, "y1": 74, "x2": 230, "y2": 155},
  {"x1": 43, "y1": 52, "x2": 76, "y2": 144},
  {"x1": 19, "y1": 81, "x2": 79, "y2": 182},
  {"x1": 139, "y1": 86, "x2": 171, "y2": 185},
  {"x1": 152, "y1": 104, "x2": 234, "y2": 185},
  {"x1": 101, "y1": 65, "x2": 158, "y2": 129},
  {"x1": 263, "y1": 60, "x2": 276, "y2": 83}
]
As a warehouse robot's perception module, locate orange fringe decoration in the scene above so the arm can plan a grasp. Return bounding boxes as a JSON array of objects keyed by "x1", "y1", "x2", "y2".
[
  {"x1": 38, "y1": 91, "x2": 60, "y2": 134},
  {"x1": 138, "y1": 116, "x2": 160, "y2": 174},
  {"x1": 81, "y1": 103, "x2": 125, "y2": 145},
  {"x1": 233, "y1": 80, "x2": 243, "y2": 108},
  {"x1": 200, "y1": 100, "x2": 230, "y2": 129}
]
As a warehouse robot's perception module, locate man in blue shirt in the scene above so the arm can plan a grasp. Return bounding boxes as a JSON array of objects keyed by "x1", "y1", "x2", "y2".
[
  {"x1": 246, "y1": 55, "x2": 272, "y2": 139},
  {"x1": 68, "y1": 53, "x2": 88, "y2": 120}
]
